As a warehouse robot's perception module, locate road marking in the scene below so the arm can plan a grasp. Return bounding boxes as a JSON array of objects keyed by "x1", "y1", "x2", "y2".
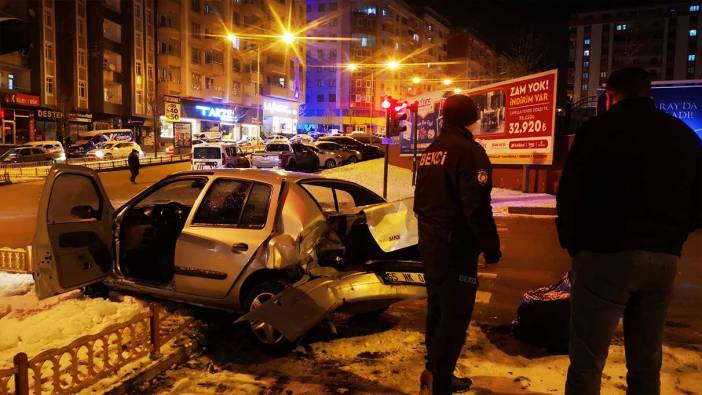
[{"x1": 476, "y1": 291, "x2": 492, "y2": 304}]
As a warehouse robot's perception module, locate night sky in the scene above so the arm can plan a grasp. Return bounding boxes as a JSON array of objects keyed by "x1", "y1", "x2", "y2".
[{"x1": 408, "y1": 0, "x2": 672, "y2": 69}]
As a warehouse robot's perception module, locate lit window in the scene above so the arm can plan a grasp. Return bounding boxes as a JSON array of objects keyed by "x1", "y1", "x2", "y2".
[
  {"x1": 278, "y1": 77, "x2": 285, "y2": 88},
  {"x1": 600, "y1": 71, "x2": 607, "y2": 79},
  {"x1": 690, "y1": 4, "x2": 700, "y2": 12},
  {"x1": 689, "y1": 54, "x2": 697, "y2": 61},
  {"x1": 361, "y1": 37, "x2": 368, "y2": 47},
  {"x1": 8, "y1": 74, "x2": 14, "y2": 90},
  {"x1": 46, "y1": 76, "x2": 54, "y2": 94},
  {"x1": 412, "y1": 33, "x2": 420, "y2": 42},
  {"x1": 690, "y1": 29, "x2": 698, "y2": 37},
  {"x1": 584, "y1": 38, "x2": 591, "y2": 45},
  {"x1": 583, "y1": 61, "x2": 590, "y2": 68},
  {"x1": 583, "y1": 49, "x2": 590, "y2": 56},
  {"x1": 583, "y1": 72, "x2": 589, "y2": 80},
  {"x1": 616, "y1": 24, "x2": 628, "y2": 31},
  {"x1": 581, "y1": 84, "x2": 588, "y2": 91},
  {"x1": 79, "y1": 82, "x2": 86, "y2": 98}
]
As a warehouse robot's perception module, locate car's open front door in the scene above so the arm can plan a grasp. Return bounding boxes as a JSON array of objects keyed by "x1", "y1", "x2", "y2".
[{"x1": 32, "y1": 165, "x2": 114, "y2": 299}]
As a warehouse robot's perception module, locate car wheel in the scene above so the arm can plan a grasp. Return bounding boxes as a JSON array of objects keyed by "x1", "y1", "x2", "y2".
[
  {"x1": 244, "y1": 280, "x2": 294, "y2": 354},
  {"x1": 324, "y1": 159, "x2": 336, "y2": 169},
  {"x1": 348, "y1": 156, "x2": 358, "y2": 164}
]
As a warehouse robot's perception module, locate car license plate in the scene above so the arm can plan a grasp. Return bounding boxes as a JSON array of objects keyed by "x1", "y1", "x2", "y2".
[{"x1": 379, "y1": 271, "x2": 425, "y2": 286}]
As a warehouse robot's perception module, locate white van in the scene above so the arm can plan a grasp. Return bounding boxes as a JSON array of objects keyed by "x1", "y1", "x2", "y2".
[
  {"x1": 191, "y1": 142, "x2": 250, "y2": 170},
  {"x1": 21, "y1": 140, "x2": 66, "y2": 162}
]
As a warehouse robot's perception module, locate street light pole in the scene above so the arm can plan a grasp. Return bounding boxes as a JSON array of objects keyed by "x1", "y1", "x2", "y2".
[
  {"x1": 257, "y1": 43, "x2": 261, "y2": 133},
  {"x1": 370, "y1": 69, "x2": 375, "y2": 136}
]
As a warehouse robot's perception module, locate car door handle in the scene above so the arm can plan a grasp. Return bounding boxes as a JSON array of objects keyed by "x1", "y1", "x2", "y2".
[{"x1": 231, "y1": 243, "x2": 249, "y2": 253}]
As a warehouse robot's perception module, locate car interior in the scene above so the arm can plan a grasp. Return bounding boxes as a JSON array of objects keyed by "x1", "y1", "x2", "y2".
[
  {"x1": 118, "y1": 177, "x2": 208, "y2": 284},
  {"x1": 299, "y1": 180, "x2": 419, "y2": 267}
]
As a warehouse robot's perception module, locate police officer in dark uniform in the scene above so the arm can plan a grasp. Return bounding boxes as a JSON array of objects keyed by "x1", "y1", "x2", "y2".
[{"x1": 414, "y1": 94, "x2": 501, "y2": 394}]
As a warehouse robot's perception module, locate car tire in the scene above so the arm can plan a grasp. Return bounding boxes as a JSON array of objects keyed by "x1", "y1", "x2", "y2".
[
  {"x1": 347, "y1": 156, "x2": 358, "y2": 164},
  {"x1": 325, "y1": 159, "x2": 336, "y2": 169},
  {"x1": 243, "y1": 279, "x2": 295, "y2": 354}
]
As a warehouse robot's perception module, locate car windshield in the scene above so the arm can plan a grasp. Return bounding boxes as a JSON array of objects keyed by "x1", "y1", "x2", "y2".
[
  {"x1": 194, "y1": 147, "x2": 222, "y2": 159},
  {"x1": 266, "y1": 144, "x2": 289, "y2": 152},
  {"x1": 0, "y1": 149, "x2": 17, "y2": 158},
  {"x1": 102, "y1": 143, "x2": 117, "y2": 149}
]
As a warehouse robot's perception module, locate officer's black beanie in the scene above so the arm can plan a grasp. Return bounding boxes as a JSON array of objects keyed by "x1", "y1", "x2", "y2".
[{"x1": 442, "y1": 94, "x2": 479, "y2": 127}]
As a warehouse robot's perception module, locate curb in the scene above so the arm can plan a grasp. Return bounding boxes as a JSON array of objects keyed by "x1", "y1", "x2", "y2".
[
  {"x1": 507, "y1": 206, "x2": 557, "y2": 216},
  {"x1": 104, "y1": 333, "x2": 199, "y2": 395}
]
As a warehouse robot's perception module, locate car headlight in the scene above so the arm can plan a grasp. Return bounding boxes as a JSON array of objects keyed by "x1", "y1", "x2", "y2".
[
  {"x1": 57, "y1": 153, "x2": 66, "y2": 161},
  {"x1": 95, "y1": 150, "x2": 104, "y2": 158}
]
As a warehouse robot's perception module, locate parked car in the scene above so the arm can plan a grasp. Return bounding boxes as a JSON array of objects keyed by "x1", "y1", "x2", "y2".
[
  {"x1": 350, "y1": 132, "x2": 384, "y2": 149},
  {"x1": 0, "y1": 146, "x2": 55, "y2": 163},
  {"x1": 318, "y1": 136, "x2": 384, "y2": 160},
  {"x1": 290, "y1": 134, "x2": 314, "y2": 144},
  {"x1": 263, "y1": 135, "x2": 289, "y2": 144},
  {"x1": 191, "y1": 142, "x2": 250, "y2": 170},
  {"x1": 251, "y1": 142, "x2": 319, "y2": 172},
  {"x1": 67, "y1": 129, "x2": 134, "y2": 158},
  {"x1": 21, "y1": 141, "x2": 66, "y2": 162},
  {"x1": 238, "y1": 136, "x2": 265, "y2": 153},
  {"x1": 86, "y1": 141, "x2": 143, "y2": 160},
  {"x1": 314, "y1": 141, "x2": 361, "y2": 165},
  {"x1": 304, "y1": 144, "x2": 343, "y2": 169},
  {"x1": 33, "y1": 166, "x2": 425, "y2": 351}
]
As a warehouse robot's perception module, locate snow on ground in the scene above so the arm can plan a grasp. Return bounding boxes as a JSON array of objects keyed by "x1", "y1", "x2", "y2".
[
  {"x1": 147, "y1": 322, "x2": 701, "y2": 394},
  {"x1": 0, "y1": 272, "x2": 33, "y2": 297},
  {"x1": 0, "y1": 294, "x2": 144, "y2": 369},
  {"x1": 321, "y1": 159, "x2": 556, "y2": 216}
]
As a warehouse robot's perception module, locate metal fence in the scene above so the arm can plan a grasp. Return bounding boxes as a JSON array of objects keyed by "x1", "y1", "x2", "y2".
[
  {"x1": 0, "y1": 304, "x2": 187, "y2": 395},
  {"x1": 0, "y1": 154, "x2": 191, "y2": 181},
  {"x1": 0, "y1": 247, "x2": 31, "y2": 273}
]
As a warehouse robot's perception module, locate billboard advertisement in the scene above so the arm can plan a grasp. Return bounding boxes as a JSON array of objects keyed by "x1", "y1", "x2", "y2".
[
  {"x1": 597, "y1": 82, "x2": 702, "y2": 140},
  {"x1": 401, "y1": 70, "x2": 558, "y2": 165}
]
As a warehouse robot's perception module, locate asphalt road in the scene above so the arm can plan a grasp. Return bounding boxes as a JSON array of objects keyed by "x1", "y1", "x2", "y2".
[{"x1": 1, "y1": 162, "x2": 700, "y2": 345}]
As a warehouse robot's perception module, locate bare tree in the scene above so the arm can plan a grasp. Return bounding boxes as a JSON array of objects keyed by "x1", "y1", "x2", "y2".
[{"x1": 510, "y1": 31, "x2": 548, "y2": 72}]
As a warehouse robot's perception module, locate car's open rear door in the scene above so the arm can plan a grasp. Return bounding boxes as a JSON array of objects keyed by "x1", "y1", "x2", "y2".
[{"x1": 32, "y1": 165, "x2": 114, "y2": 299}]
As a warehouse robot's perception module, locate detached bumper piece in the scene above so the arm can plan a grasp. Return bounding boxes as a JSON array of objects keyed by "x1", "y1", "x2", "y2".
[{"x1": 237, "y1": 269, "x2": 426, "y2": 341}]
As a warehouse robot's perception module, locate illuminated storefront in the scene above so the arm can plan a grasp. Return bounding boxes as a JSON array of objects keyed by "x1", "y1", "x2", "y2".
[
  {"x1": 160, "y1": 98, "x2": 260, "y2": 143},
  {"x1": 262, "y1": 96, "x2": 299, "y2": 136}
]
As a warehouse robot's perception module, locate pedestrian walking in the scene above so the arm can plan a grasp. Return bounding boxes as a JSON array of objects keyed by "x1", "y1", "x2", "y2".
[
  {"x1": 414, "y1": 94, "x2": 501, "y2": 395},
  {"x1": 557, "y1": 67, "x2": 702, "y2": 395},
  {"x1": 128, "y1": 149, "x2": 140, "y2": 184}
]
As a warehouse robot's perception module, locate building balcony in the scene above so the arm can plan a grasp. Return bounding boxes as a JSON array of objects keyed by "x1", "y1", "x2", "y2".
[
  {"x1": 158, "y1": 81, "x2": 183, "y2": 95},
  {"x1": 262, "y1": 84, "x2": 290, "y2": 98},
  {"x1": 158, "y1": 53, "x2": 183, "y2": 66}
]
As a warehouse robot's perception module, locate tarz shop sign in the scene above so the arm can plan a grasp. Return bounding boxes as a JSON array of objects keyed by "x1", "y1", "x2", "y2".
[{"x1": 466, "y1": 69, "x2": 558, "y2": 165}]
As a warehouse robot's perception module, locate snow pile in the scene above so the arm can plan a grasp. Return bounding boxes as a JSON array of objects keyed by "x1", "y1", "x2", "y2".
[
  {"x1": 0, "y1": 296, "x2": 143, "y2": 369},
  {"x1": 0, "y1": 272, "x2": 33, "y2": 297},
  {"x1": 322, "y1": 159, "x2": 556, "y2": 216}
]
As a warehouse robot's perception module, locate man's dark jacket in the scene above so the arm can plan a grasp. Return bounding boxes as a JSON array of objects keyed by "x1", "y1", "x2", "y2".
[
  {"x1": 414, "y1": 124, "x2": 500, "y2": 257},
  {"x1": 557, "y1": 97, "x2": 702, "y2": 257},
  {"x1": 128, "y1": 152, "x2": 140, "y2": 174}
]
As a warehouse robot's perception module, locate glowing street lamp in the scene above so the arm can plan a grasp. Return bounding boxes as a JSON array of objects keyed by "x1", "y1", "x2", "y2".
[
  {"x1": 386, "y1": 60, "x2": 400, "y2": 70},
  {"x1": 346, "y1": 63, "x2": 358, "y2": 71},
  {"x1": 443, "y1": 78, "x2": 453, "y2": 86},
  {"x1": 453, "y1": 87, "x2": 462, "y2": 94},
  {"x1": 281, "y1": 31, "x2": 296, "y2": 44},
  {"x1": 226, "y1": 32, "x2": 237, "y2": 43},
  {"x1": 411, "y1": 76, "x2": 421, "y2": 84},
  {"x1": 381, "y1": 98, "x2": 392, "y2": 109}
]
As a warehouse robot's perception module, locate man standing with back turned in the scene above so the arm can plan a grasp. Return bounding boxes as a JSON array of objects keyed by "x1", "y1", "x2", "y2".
[
  {"x1": 558, "y1": 67, "x2": 702, "y2": 394},
  {"x1": 414, "y1": 94, "x2": 502, "y2": 394}
]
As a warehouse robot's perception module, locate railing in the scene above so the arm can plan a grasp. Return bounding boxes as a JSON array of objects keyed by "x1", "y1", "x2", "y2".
[
  {"x1": 0, "y1": 247, "x2": 30, "y2": 273},
  {"x1": 0, "y1": 304, "x2": 187, "y2": 395},
  {"x1": 0, "y1": 154, "x2": 192, "y2": 181}
]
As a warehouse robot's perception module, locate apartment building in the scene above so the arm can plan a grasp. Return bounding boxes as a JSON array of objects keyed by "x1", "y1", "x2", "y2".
[
  {"x1": 301, "y1": 1, "x2": 450, "y2": 134},
  {"x1": 156, "y1": 0, "x2": 306, "y2": 140},
  {"x1": 569, "y1": 2, "x2": 702, "y2": 103}
]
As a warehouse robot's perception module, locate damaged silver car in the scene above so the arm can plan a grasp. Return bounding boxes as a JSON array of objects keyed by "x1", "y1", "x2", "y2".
[{"x1": 33, "y1": 165, "x2": 426, "y2": 351}]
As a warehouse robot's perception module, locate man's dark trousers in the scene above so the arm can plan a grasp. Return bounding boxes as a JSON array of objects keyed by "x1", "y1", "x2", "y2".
[
  {"x1": 419, "y1": 222, "x2": 478, "y2": 395},
  {"x1": 566, "y1": 250, "x2": 678, "y2": 395}
]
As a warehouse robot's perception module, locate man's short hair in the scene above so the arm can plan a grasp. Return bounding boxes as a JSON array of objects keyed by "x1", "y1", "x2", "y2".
[{"x1": 605, "y1": 67, "x2": 652, "y2": 98}]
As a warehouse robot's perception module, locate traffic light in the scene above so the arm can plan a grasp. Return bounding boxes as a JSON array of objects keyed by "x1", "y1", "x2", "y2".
[{"x1": 384, "y1": 97, "x2": 410, "y2": 137}]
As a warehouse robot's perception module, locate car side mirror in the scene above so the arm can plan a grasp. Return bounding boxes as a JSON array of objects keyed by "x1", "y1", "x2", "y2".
[{"x1": 70, "y1": 205, "x2": 96, "y2": 219}]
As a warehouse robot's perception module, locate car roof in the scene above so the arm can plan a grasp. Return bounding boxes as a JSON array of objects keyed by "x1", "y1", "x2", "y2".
[{"x1": 167, "y1": 168, "x2": 325, "y2": 184}]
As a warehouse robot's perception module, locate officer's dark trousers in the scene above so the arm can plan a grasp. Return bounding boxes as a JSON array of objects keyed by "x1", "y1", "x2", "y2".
[
  {"x1": 419, "y1": 222, "x2": 478, "y2": 395},
  {"x1": 566, "y1": 250, "x2": 678, "y2": 395}
]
